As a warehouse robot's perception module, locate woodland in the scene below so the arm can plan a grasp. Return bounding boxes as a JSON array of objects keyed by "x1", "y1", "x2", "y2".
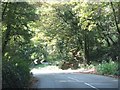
[{"x1": 2, "y1": 1, "x2": 120, "y2": 88}]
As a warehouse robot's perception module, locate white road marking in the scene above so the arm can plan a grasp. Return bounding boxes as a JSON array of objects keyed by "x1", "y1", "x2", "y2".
[
  {"x1": 67, "y1": 77, "x2": 83, "y2": 82},
  {"x1": 67, "y1": 76, "x2": 99, "y2": 90},
  {"x1": 84, "y1": 83, "x2": 99, "y2": 90}
]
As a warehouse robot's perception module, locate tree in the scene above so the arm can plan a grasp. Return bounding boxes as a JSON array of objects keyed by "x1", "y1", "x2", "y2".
[{"x1": 2, "y1": 2, "x2": 39, "y2": 88}]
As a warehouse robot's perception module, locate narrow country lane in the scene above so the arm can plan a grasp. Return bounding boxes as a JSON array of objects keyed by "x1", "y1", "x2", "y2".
[{"x1": 31, "y1": 69, "x2": 119, "y2": 90}]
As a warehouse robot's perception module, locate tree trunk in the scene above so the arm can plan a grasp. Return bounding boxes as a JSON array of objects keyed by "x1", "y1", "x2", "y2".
[
  {"x1": 110, "y1": 2, "x2": 120, "y2": 35},
  {"x1": 84, "y1": 31, "x2": 90, "y2": 65},
  {"x1": 2, "y1": 2, "x2": 9, "y2": 21},
  {"x1": 2, "y1": 23, "x2": 11, "y2": 55}
]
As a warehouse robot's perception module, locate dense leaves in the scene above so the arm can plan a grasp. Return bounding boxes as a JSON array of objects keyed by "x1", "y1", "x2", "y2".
[
  {"x1": 2, "y1": 1, "x2": 120, "y2": 88},
  {"x1": 35, "y1": 2, "x2": 120, "y2": 67},
  {"x1": 2, "y1": 2, "x2": 39, "y2": 88}
]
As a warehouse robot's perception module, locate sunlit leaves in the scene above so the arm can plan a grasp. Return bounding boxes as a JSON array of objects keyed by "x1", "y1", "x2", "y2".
[{"x1": 2, "y1": 2, "x2": 39, "y2": 88}]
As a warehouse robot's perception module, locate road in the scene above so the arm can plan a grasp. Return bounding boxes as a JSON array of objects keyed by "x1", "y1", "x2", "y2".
[{"x1": 31, "y1": 70, "x2": 119, "y2": 90}]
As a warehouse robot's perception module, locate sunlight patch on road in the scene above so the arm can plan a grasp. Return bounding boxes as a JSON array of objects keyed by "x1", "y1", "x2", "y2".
[{"x1": 30, "y1": 65, "x2": 86, "y2": 74}]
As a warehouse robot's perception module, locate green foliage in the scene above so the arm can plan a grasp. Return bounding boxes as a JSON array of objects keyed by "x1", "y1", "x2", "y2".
[
  {"x1": 2, "y1": 59, "x2": 30, "y2": 88},
  {"x1": 2, "y1": 2, "x2": 120, "y2": 88},
  {"x1": 96, "y1": 60, "x2": 118, "y2": 75},
  {"x1": 32, "y1": 2, "x2": 120, "y2": 69},
  {"x1": 2, "y1": 2, "x2": 38, "y2": 88}
]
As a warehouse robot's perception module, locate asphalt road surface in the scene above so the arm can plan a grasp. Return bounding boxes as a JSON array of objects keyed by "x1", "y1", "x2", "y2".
[{"x1": 32, "y1": 71, "x2": 119, "y2": 90}]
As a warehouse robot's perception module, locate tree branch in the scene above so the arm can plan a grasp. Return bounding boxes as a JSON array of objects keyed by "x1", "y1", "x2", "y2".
[
  {"x1": 2, "y1": 2, "x2": 9, "y2": 21},
  {"x1": 110, "y1": 2, "x2": 120, "y2": 34}
]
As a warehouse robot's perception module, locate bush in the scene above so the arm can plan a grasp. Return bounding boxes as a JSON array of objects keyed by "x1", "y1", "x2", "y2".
[
  {"x1": 59, "y1": 61, "x2": 70, "y2": 70},
  {"x1": 96, "y1": 60, "x2": 118, "y2": 75},
  {"x1": 2, "y1": 59, "x2": 31, "y2": 88}
]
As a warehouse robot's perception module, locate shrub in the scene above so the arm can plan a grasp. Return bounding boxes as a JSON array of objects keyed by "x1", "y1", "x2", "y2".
[
  {"x1": 2, "y1": 59, "x2": 31, "y2": 88},
  {"x1": 59, "y1": 61, "x2": 70, "y2": 70},
  {"x1": 96, "y1": 60, "x2": 118, "y2": 75}
]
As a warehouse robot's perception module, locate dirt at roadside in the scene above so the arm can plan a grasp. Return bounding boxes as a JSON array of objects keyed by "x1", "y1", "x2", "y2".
[{"x1": 28, "y1": 76, "x2": 39, "y2": 88}]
